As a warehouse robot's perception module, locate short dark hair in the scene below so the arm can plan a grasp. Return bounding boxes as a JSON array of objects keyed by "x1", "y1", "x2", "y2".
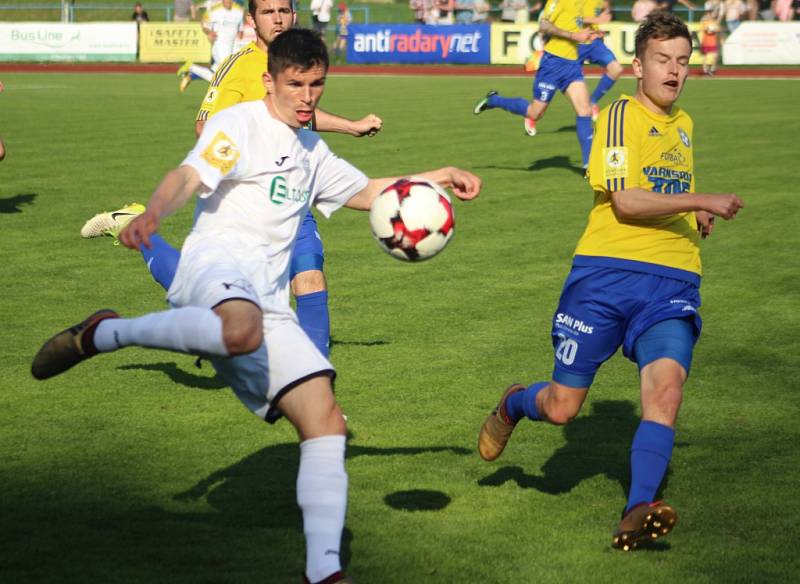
[
  {"x1": 249, "y1": 0, "x2": 296, "y2": 18},
  {"x1": 268, "y1": 28, "x2": 329, "y2": 77},
  {"x1": 635, "y1": 11, "x2": 692, "y2": 58}
]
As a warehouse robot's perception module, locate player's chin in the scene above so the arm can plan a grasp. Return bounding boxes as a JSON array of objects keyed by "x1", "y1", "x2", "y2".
[{"x1": 296, "y1": 110, "x2": 314, "y2": 125}]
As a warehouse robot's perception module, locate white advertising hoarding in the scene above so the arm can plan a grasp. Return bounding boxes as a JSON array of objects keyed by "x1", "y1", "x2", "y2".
[
  {"x1": 0, "y1": 23, "x2": 138, "y2": 62},
  {"x1": 722, "y1": 22, "x2": 800, "y2": 65}
]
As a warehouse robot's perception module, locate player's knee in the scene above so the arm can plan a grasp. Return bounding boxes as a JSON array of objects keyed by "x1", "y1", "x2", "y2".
[
  {"x1": 323, "y1": 403, "x2": 347, "y2": 435},
  {"x1": 0, "y1": 138, "x2": 5, "y2": 161},
  {"x1": 544, "y1": 392, "x2": 583, "y2": 425},
  {"x1": 608, "y1": 61, "x2": 624, "y2": 79},
  {"x1": 222, "y1": 318, "x2": 263, "y2": 355},
  {"x1": 644, "y1": 381, "x2": 683, "y2": 425}
]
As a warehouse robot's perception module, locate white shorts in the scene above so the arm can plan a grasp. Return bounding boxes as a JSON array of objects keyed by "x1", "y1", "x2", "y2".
[
  {"x1": 168, "y1": 234, "x2": 332, "y2": 422},
  {"x1": 211, "y1": 320, "x2": 334, "y2": 423},
  {"x1": 167, "y1": 233, "x2": 266, "y2": 311}
]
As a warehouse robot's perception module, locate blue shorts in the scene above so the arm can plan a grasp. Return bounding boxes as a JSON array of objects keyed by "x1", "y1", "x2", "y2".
[
  {"x1": 533, "y1": 52, "x2": 584, "y2": 103},
  {"x1": 290, "y1": 211, "x2": 324, "y2": 279},
  {"x1": 578, "y1": 39, "x2": 617, "y2": 67},
  {"x1": 550, "y1": 266, "x2": 702, "y2": 388}
]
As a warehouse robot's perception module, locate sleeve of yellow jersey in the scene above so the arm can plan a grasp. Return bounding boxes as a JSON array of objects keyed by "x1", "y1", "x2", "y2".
[
  {"x1": 196, "y1": 58, "x2": 246, "y2": 123},
  {"x1": 543, "y1": 0, "x2": 562, "y2": 23},
  {"x1": 588, "y1": 99, "x2": 641, "y2": 195}
]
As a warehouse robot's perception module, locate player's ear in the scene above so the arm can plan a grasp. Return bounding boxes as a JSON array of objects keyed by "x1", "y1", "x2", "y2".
[
  {"x1": 263, "y1": 71, "x2": 273, "y2": 94},
  {"x1": 631, "y1": 56, "x2": 643, "y2": 80},
  {"x1": 291, "y1": 10, "x2": 297, "y2": 26},
  {"x1": 245, "y1": 12, "x2": 255, "y2": 27}
]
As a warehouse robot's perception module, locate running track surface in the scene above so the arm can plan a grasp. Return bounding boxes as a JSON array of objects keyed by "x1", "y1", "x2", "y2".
[{"x1": 1, "y1": 63, "x2": 799, "y2": 78}]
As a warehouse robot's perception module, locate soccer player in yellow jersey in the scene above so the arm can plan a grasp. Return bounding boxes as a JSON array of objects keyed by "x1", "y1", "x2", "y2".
[
  {"x1": 579, "y1": 0, "x2": 623, "y2": 121},
  {"x1": 478, "y1": 12, "x2": 743, "y2": 551},
  {"x1": 473, "y1": 0, "x2": 599, "y2": 167}
]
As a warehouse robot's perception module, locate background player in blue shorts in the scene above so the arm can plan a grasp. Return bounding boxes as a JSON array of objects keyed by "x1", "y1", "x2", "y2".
[
  {"x1": 478, "y1": 11, "x2": 744, "y2": 550},
  {"x1": 473, "y1": 0, "x2": 600, "y2": 168},
  {"x1": 580, "y1": 0, "x2": 624, "y2": 121}
]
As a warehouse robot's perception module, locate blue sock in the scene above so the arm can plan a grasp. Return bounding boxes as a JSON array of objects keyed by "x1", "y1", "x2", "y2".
[
  {"x1": 627, "y1": 420, "x2": 675, "y2": 512},
  {"x1": 487, "y1": 94, "x2": 530, "y2": 117},
  {"x1": 190, "y1": 72, "x2": 202, "y2": 81},
  {"x1": 139, "y1": 233, "x2": 180, "y2": 291},
  {"x1": 576, "y1": 116, "x2": 593, "y2": 167},
  {"x1": 591, "y1": 74, "x2": 616, "y2": 106},
  {"x1": 296, "y1": 290, "x2": 330, "y2": 358},
  {"x1": 504, "y1": 381, "x2": 547, "y2": 423}
]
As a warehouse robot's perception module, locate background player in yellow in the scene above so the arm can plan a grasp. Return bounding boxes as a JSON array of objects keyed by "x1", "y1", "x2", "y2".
[
  {"x1": 478, "y1": 11, "x2": 744, "y2": 551},
  {"x1": 579, "y1": 0, "x2": 623, "y2": 121},
  {"x1": 83, "y1": 0, "x2": 383, "y2": 360},
  {"x1": 194, "y1": 0, "x2": 381, "y2": 139},
  {"x1": 473, "y1": 0, "x2": 599, "y2": 167}
]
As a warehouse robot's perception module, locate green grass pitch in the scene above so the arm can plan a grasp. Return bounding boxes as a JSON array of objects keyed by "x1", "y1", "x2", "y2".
[{"x1": 1, "y1": 72, "x2": 798, "y2": 583}]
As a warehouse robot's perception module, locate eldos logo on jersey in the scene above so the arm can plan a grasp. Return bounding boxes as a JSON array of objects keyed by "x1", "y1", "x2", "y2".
[{"x1": 202, "y1": 131, "x2": 240, "y2": 175}]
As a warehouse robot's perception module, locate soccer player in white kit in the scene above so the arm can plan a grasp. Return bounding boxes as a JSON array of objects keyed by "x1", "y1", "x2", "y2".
[
  {"x1": 32, "y1": 29, "x2": 481, "y2": 584},
  {"x1": 182, "y1": 0, "x2": 245, "y2": 87}
]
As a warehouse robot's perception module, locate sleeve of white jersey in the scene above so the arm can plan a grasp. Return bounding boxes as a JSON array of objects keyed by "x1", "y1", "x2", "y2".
[
  {"x1": 181, "y1": 111, "x2": 246, "y2": 197},
  {"x1": 313, "y1": 144, "x2": 369, "y2": 218}
]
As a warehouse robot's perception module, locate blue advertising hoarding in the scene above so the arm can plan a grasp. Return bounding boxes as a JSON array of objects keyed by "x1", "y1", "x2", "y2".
[{"x1": 347, "y1": 24, "x2": 490, "y2": 64}]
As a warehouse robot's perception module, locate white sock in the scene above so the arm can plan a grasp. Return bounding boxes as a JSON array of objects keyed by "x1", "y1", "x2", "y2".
[
  {"x1": 93, "y1": 307, "x2": 228, "y2": 356},
  {"x1": 297, "y1": 434, "x2": 348, "y2": 583},
  {"x1": 189, "y1": 64, "x2": 212, "y2": 82}
]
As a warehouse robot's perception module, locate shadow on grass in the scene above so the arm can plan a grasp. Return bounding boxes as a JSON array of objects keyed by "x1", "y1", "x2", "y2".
[
  {"x1": 330, "y1": 337, "x2": 390, "y2": 348},
  {"x1": 527, "y1": 155, "x2": 585, "y2": 176},
  {"x1": 0, "y1": 193, "x2": 37, "y2": 213},
  {"x1": 473, "y1": 156, "x2": 584, "y2": 176},
  {"x1": 118, "y1": 361, "x2": 227, "y2": 390},
  {"x1": 384, "y1": 489, "x2": 451, "y2": 511},
  {"x1": 554, "y1": 124, "x2": 577, "y2": 133},
  {"x1": 478, "y1": 400, "x2": 651, "y2": 497},
  {"x1": 3, "y1": 439, "x2": 470, "y2": 582}
]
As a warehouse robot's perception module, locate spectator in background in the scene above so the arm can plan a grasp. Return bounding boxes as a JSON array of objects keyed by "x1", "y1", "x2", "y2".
[
  {"x1": 472, "y1": 0, "x2": 490, "y2": 21},
  {"x1": 410, "y1": 0, "x2": 428, "y2": 23},
  {"x1": 500, "y1": 0, "x2": 541, "y2": 23},
  {"x1": 131, "y1": 2, "x2": 149, "y2": 24},
  {"x1": 173, "y1": 0, "x2": 197, "y2": 21},
  {"x1": 334, "y1": 2, "x2": 351, "y2": 59},
  {"x1": 657, "y1": 0, "x2": 699, "y2": 14},
  {"x1": 758, "y1": 0, "x2": 775, "y2": 19},
  {"x1": 773, "y1": 0, "x2": 795, "y2": 19},
  {"x1": 724, "y1": 0, "x2": 746, "y2": 31},
  {"x1": 632, "y1": 0, "x2": 658, "y2": 21},
  {"x1": 454, "y1": 0, "x2": 475, "y2": 23},
  {"x1": 700, "y1": 7, "x2": 721, "y2": 74},
  {"x1": 311, "y1": 0, "x2": 334, "y2": 35},
  {"x1": 434, "y1": 0, "x2": 455, "y2": 23},
  {"x1": 500, "y1": 0, "x2": 526, "y2": 22}
]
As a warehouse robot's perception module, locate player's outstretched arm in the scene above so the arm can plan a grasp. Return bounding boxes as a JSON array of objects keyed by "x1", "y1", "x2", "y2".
[
  {"x1": 119, "y1": 165, "x2": 202, "y2": 250},
  {"x1": 314, "y1": 109, "x2": 383, "y2": 137},
  {"x1": 611, "y1": 187, "x2": 744, "y2": 223},
  {"x1": 539, "y1": 18, "x2": 599, "y2": 43},
  {"x1": 345, "y1": 167, "x2": 481, "y2": 211}
]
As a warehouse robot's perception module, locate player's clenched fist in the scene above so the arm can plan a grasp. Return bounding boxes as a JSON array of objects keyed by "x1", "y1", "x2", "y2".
[{"x1": 704, "y1": 194, "x2": 744, "y2": 220}]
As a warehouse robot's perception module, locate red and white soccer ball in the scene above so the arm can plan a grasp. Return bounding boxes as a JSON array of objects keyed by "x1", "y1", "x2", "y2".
[{"x1": 369, "y1": 177, "x2": 455, "y2": 262}]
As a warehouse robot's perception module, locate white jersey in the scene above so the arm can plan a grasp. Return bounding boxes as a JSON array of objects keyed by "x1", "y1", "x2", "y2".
[
  {"x1": 177, "y1": 100, "x2": 368, "y2": 323},
  {"x1": 203, "y1": 2, "x2": 244, "y2": 64}
]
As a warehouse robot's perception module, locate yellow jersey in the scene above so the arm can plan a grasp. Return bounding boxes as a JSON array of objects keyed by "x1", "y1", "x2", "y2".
[
  {"x1": 196, "y1": 42, "x2": 267, "y2": 123},
  {"x1": 582, "y1": 0, "x2": 605, "y2": 33},
  {"x1": 541, "y1": 0, "x2": 585, "y2": 61},
  {"x1": 577, "y1": 95, "x2": 700, "y2": 282}
]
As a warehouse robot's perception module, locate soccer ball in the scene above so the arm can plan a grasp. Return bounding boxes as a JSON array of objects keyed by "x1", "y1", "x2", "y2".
[{"x1": 369, "y1": 177, "x2": 455, "y2": 262}]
